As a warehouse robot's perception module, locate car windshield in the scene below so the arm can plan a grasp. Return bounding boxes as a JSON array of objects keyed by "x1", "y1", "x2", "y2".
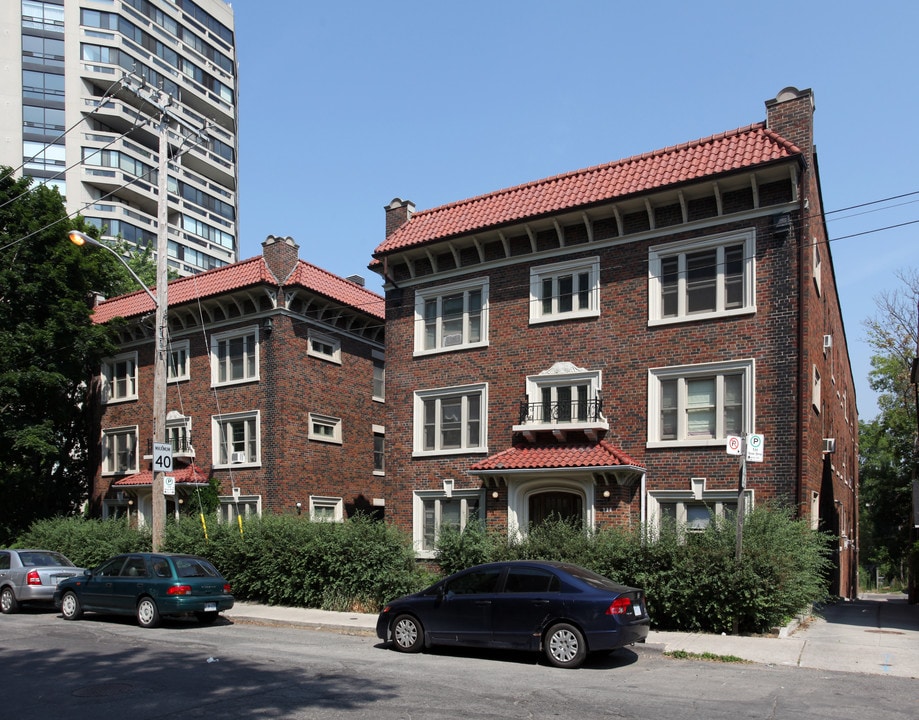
[
  {"x1": 19, "y1": 552, "x2": 73, "y2": 568},
  {"x1": 174, "y1": 557, "x2": 220, "y2": 578}
]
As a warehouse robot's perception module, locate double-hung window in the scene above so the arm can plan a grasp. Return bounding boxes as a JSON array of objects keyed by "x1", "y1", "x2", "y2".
[
  {"x1": 310, "y1": 496, "x2": 344, "y2": 522},
  {"x1": 167, "y1": 340, "x2": 190, "y2": 382},
  {"x1": 649, "y1": 230, "x2": 755, "y2": 324},
  {"x1": 373, "y1": 425, "x2": 385, "y2": 474},
  {"x1": 211, "y1": 327, "x2": 258, "y2": 385},
  {"x1": 414, "y1": 384, "x2": 487, "y2": 456},
  {"x1": 648, "y1": 360, "x2": 753, "y2": 447},
  {"x1": 413, "y1": 489, "x2": 483, "y2": 556},
  {"x1": 372, "y1": 352, "x2": 385, "y2": 401},
  {"x1": 415, "y1": 279, "x2": 488, "y2": 354},
  {"x1": 529, "y1": 257, "x2": 600, "y2": 323},
  {"x1": 102, "y1": 426, "x2": 138, "y2": 474},
  {"x1": 103, "y1": 352, "x2": 138, "y2": 403},
  {"x1": 213, "y1": 411, "x2": 260, "y2": 466}
]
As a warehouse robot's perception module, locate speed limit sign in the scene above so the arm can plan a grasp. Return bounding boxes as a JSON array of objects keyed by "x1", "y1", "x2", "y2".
[
  {"x1": 726, "y1": 435, "x2": 743, "y2": 456},
  {"x1": 153, "y1": 442, "x2": 173, "y2": 473}
]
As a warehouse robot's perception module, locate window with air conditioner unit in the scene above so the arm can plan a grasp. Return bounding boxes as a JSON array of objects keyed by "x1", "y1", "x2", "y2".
[
  {"x1": 213, "y1": 411, "x2": 260, "y2": 467},
  {"x1": 823, "y1": 335, "x2": 833, "y2": 352},
  {"x1": 822, "y1": 438, "x2": 836, "y2": 454}
]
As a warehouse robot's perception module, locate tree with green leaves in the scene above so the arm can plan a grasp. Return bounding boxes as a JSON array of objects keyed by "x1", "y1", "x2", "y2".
[
  {"x1": 859, "y1": 268, "x2": 919, "y2": 591},
  {"x1": 0, "y1": 168, "x2": 132, "y2": 544}
]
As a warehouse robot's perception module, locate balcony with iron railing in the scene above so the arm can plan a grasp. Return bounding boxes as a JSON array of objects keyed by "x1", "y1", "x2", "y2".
[{"x1": 514, "y1": 396, "x2": 608, "y2": 442}]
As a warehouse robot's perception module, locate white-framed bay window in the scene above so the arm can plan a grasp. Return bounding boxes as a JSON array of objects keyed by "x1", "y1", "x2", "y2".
[
  {"x1": 529, "y1": 256, "x2": 600, "y2": 324},
  {"x1": 413, "y1": 383, "x2": 488, "y2": 456},
  {"x1": 413, "y1": 488, "x2": 484, "y2": 557},
  {"x1": 648, "y1": 229, "x2": 755, "y2": 325},
  {"x1": 647, "y1": 359, "x2": 754, "y2": 448},
  {"x1": 103, "y1": 351, "x2": 138, "y2": 403},
  {"x1": 211, "y1": 326, "x2": 259, "y2": 386},
  {"x1": 414, "y1": 278, "x2": 488, "y2": 355},
  {"x1": 212, "y1": 411, "x2": 260, "y2": 467},
  {"x1": 102, "y1": 426, "x2": 138, "y2": 475}
]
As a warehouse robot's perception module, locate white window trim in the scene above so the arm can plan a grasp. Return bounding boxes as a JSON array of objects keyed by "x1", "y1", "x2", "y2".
[
  {"x1": 413, "y1": 383, "x2": 488, "y2": 457},
  {"x1": 648, "y1": 487, "x2": 752, "y2": 536},
  {"x1": 212, "y1": 410, "x2": 261, "y2": 468},
  {"x1": 167, "y1": 339, "x2": 190, "y2": 383},
  {"x1": 308, "y1": 413, "x2": 343, "y2": 444},
  {"x1": 101, "y1": 425, "x2": 138, "y2": 475},
  {"x1": 210, "y1": 326, "x2": 260, "y2": 387},
  {"x1": 648, "y1": 229, "x2": 756, "y2": 326},
  {"x1": 218, "y1": 494, "x2": 261, "y2": 522},
  {"x1": 812, "y1": 240, "x2": 822, "y2": 296},
  {"x1": 529, "y1": 256, "x2": 601, "y2": 324},
  {"x1": 309, "y1": 495, "x2": 344, "y2": 522},
  {"x1": 373, "y1": 424, "x2": 385, "y2": 476},
  {"x1": 103, "y1": 351, "x2": 138, "y2": 403},
  {"x1": 372, "y1": 350, "x2": 385, "y2": 403},
  {"x1": 412, "y1": 488, "x2": 484, "y2": 559},
  {"x1": 307, "y1": 330, "x2": 342, "y2": 364},
  {"x1": 414, "y1": 277, "x2": 489, "y2": 356},
  {"x1": 812, "y1": 365, "x2": 821, "y2": 412},
  {"x1": 647, "y1": 359, "x2": 755, "y2": 448}
]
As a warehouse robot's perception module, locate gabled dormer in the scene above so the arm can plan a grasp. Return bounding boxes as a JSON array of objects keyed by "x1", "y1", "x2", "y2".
[{"x1": 514, "y1": 362, "x2": 608, "y2": 442}]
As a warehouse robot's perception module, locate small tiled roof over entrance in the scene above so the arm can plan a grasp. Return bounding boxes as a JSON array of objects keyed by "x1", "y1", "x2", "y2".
[
  {"x1": 470, "y1": 440, "x2": 644, "y2": 472},
  {"x1": 111, "y1": 462, "x2": 209, "y2": 488},
  {"x1": 374, "y1": 123, "x2": 801, "y2": 256}
]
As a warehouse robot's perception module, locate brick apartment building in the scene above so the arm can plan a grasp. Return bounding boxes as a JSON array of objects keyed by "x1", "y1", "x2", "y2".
[
  {"x1": 88, "y1": 235, "x2": 386, "y2": 524},
  {"x1": 371, "y1": 87, "x2": 859, "y2": 597}
]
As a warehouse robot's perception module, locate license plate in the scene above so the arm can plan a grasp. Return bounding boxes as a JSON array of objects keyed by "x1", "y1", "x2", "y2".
[
  {"x1": 205, "y1": 602, "x2": 217, "y2": 612},
  {"x1": 634, "y1": 604, "x2": 643, "y2": 617}
]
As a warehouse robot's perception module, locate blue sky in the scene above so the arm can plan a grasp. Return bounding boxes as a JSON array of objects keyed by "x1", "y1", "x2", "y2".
[{"x1": 232, "y1": 0, "x2": 918, "y2": 421}]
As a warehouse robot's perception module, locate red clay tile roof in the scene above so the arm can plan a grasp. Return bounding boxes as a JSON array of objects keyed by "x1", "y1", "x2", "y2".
[
  {"x1": 92, "y1": 256, "x2": 384, "y2": 323},
  {"x1": 374, "y1": 123, "x2": 801, "y2": 256},
  {"x1": 112, "y1": 462, "x2": 208, "y2": 488},
  {"x1": 470, "y1": 440, "x2": 644, "y2": 472}
]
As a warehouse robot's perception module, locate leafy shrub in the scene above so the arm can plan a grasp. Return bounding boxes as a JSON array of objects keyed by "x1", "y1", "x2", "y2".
[{"x1": 15, "y1": 516, "x2": 149, "y2": 569}]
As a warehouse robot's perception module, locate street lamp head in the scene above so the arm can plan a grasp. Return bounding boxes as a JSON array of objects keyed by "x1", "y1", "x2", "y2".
[{"x1": 68, "y1": 230, "x2": 102, "y2": 249}]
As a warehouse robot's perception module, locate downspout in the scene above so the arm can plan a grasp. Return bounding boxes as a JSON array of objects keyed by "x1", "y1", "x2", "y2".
[
  {"x1": 795, "y1": 168, "x2": 808, "y2": 517},
  {"x1": 640, "y1": 471, "x2": 647, "y2": 537}
]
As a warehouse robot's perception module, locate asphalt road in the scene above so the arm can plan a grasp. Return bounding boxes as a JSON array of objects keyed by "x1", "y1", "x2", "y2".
[{"x1": 2, "y1": 609, "x2": 918, "y2": 719}]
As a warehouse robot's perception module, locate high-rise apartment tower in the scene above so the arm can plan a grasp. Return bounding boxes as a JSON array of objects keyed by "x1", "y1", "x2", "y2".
[{"x1": 1, "y1": 0, "x2": 238, "y2": 274}]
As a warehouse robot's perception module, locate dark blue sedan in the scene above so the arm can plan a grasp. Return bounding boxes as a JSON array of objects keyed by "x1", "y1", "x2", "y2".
[
  {"x1": 377, "y1": 560, "x2": 649, "y2": 668},
  {"x1": 54, "y1": 553, "x2": 234, "y2": 628}
]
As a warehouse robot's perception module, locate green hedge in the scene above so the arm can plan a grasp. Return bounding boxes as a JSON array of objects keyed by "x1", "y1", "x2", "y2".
[
  {"x1": 436, "y1": 504, "x2": 833, "y2": 634},
  {"x1": 16, "y1": 504, "x2": 831, "y2": 631},
  {"x1": 17, "y1": 514, "x2": 427, "y2": 612}
]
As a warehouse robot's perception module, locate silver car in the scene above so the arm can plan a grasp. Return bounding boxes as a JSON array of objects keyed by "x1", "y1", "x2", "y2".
[{"x1": 0, "y1": 549, "x2": 85, "y2": 613}]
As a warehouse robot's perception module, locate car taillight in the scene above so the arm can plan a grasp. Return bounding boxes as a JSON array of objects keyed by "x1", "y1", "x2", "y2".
[
  {"x1": 167, "y1": 585, "x2": 192, "y2": 596},
  {"x1": 27, "y1": 570, "x2": 42, "y2": 586},
  {"x1": 223, "y1": 583, "x2": 232, "y2": 594},
  {"x1": 606, "y1": 597, "x2": 632, "y2": 615}
]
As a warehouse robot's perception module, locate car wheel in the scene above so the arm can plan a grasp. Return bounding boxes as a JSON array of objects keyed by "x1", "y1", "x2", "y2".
[
  {"x1": 390, "y1": 614, "x2": 424, "y2": 653},
  {"x1": 136, "y1": 597, "x2": 161, "y2": 628},
  {"x1": 196, "y1": 611, "x2": 219, "y2": 625},
  {"x1": 61, "y1": 590, "x2": 83, "y2": 621},
  {"x1": 544, "y1": 623, "x2": 587, "y2": 668},
  {"x1": 1, "y1": 586, "x2": 20, "y2": 614}
]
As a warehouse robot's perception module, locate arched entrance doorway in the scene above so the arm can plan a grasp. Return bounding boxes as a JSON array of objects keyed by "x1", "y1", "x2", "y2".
[{"x1": 528, "y1": 490, "x2": 584, "y2": 527}]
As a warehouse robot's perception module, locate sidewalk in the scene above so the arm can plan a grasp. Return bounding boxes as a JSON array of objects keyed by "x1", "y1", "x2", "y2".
[{"x1": 224, "y1": 592, "x2": 919, "y2": 678}]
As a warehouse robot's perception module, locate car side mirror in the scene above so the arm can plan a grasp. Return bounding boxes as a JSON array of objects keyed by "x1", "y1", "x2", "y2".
[{"x1": 83, "y1": 569, "x2": 93, "y2": 578}]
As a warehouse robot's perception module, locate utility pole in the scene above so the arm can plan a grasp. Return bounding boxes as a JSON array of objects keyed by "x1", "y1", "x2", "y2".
[{"x1": 119, "y1": 74, "x2": 209, "y2": 551}]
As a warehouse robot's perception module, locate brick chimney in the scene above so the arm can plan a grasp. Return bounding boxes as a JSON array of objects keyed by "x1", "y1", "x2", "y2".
[
  {"x1": 765, "y1": 87, "x2": 815, "y2": 160},
  {"x1": 262, "y1": 235, "x2": 299, "y2": 283},
  {"x1": 384, "y1": 198, "x2": 414, "y2": 238}
]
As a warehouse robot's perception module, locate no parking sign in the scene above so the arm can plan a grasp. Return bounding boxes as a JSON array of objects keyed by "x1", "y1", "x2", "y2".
[{"x1": 726, "y1": 435, "x2": 743, "y2": 456}]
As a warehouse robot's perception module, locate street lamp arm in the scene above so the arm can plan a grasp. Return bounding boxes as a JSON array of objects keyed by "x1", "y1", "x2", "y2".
[{"x1": 69, "y1": 231, "x2": 158, "y2": 308}]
